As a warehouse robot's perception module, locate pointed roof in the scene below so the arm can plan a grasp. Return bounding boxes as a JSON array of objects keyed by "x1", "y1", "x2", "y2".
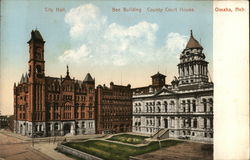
[
  {"x1": 185, "y1": 30, "x2": 203, "y2": 49},
  {"x1": 27, "y1": 29, "x2": 45, "y2": 43},
  {"x1": 83, "y1": 73, "x2": 94, "y2": 82},
  {"x1": 20, "y1": 74, "x2": 25, "y2": 83},
  {"x1": 151, "y1": 72, "x2": 166, "y2": 78},
  {"x1": 24, "y1": 73, "x2": 28, "y2": 83}
]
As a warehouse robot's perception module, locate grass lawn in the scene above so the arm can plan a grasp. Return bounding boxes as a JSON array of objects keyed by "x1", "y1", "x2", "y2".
[
  {"x1": 107, "y1": 134, "x2": 148, "y2": 144},
  {"x1": 64, "y1": 139, "x2": 183, "y2": 160}
]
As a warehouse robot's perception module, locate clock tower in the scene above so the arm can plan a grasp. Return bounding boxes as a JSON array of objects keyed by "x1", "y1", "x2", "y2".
[{"x1": 27, "y1": 29, "x2": 46, "y2": 136}]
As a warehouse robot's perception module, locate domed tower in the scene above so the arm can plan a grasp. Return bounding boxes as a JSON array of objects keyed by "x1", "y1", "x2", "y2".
[{"x1": 177, "y1": 30, "x2": 209, "y2": 85}]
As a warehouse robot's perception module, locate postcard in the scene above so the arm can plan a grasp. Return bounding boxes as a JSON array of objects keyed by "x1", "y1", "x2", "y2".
[{"x1": 0, "y1": 0, "x2": 249, "y2": 160}]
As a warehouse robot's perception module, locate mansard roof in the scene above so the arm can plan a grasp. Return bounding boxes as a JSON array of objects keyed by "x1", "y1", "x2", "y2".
[
  {"x1": 185, "y1": 30, "x2": 203, "y2": 49},
  {"x1": 83, "y1": 73, "x2": 94, "y2": 82},
  {"x1": 27, "y1": 29, "x2": 45, "y2": 43}
]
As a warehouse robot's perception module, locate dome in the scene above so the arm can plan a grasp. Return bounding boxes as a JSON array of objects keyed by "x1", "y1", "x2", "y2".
[{"x1": 185, "y1": 30, "x2": 203, "y2": 49}]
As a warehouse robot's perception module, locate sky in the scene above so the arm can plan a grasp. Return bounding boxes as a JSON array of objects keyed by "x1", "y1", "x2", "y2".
[{"x1": 0, "y1": 0, "x2": 213, "y2": 115}]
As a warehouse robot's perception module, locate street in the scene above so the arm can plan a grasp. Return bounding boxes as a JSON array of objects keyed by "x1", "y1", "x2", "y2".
[{"x1": 0, "y1": 132, "x2": 53, "y2": 160}]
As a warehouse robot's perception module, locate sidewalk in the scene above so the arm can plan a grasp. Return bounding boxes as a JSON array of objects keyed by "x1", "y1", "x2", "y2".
[
  {"x1": 32, "y1": 142, "x2": 74, "y2": 160},
  {"x1": 0, "y1": 129, "x2": 105, "y2": 160},
  {"x1": 0, "y1": 129, "x2": 104, "y2": 142}
]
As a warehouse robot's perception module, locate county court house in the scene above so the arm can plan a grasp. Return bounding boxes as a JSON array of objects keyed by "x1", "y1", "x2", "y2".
[
  {"x1": 132, "y1": 31, "x2": 213, "y2": 142},
  {"x1": 13, "y1": 30, "x2": 96, "y2": 137}
]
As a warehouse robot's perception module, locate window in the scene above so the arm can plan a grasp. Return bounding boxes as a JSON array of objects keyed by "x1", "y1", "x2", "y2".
[
  {"x1": 203, "y1": 99, "x2": 207, "y2": 112},
  {"x1": 164, "y1": 101, "x2": 168, "y2": 112},
  {"x1": 204, "y1": 118, "x2": 207, "y2": 129},
  {"x1": 187, "y1": 100, "x2": 190, "y2": 112},
  {"x1": 81, "y1": 112, "x2": 85, "y2": 118},
  {"x1": 36, "y1": 65, "x2": 41, "y2": 73},
  {"x1": 209, "y1": 98, "x2": 213, "y2": 112},
  {"x1": 210, "y1": 118, "x2": 213, "y2": 129},
  {"x1": 54, "y1": 123, "x2": 58, "y2": 130},
  {"x1": 89, "y1": 112, "x2": 92, "y2": 118},
  {"x1": 192, "y1": 100, "x2": 196, "y2": 112},
  {"x1": 193, "y1": 119, "x2": 197, "y2": 128}
]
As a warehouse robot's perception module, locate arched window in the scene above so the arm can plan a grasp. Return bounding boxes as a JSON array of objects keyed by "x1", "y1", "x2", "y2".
[
  {"x1": 35, "y1": 65, "x2": 42, "y2": 73},
  {"x1": 170, "y1": 101, "x2": 175, "y2": 112},
  {"x1": 54, "y1": 123, "x2": 58, "y2": 130},
  {"x1": 164, "y1": 101, "x2": 168, "y2": 112}
]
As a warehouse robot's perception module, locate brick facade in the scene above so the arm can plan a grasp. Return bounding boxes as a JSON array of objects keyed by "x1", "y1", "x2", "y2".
[
  {"x1": 13, "y1": 30, "x2": 95, "y2": 137},
  {"x1": 96, "y1": 82, "x2": 132, "y2": 134}
]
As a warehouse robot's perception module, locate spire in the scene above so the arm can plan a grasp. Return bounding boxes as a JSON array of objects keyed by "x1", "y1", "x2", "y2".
[
  {"x1": 24, "y1": 73, "x2": 28, "y2": 83},
  {"x1": 185, "y1": 30, "x2": 203, "y2": 49},
  {"x1": 20, "y1": 74, "x2": 25, "y2": 83},
  {"x1": 65, "y1": 65, "x2": 70, "y2": 79},
  {"x1": 67, "y1": 65, "x2": 69, "y2": 76}
]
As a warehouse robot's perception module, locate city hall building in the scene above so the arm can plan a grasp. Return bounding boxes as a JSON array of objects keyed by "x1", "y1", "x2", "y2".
[
  {"x1": 13, "y1": 30, "x2": 96, "y2": 137},
  {"x1": 132, "y1": 31, "x2": 213, "y2": 142}
]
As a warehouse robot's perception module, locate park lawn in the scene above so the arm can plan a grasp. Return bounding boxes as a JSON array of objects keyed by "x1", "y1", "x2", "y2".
[
  {"x1": 108, "y1": 134, "x2": 149, "y2": 144},
  {"x1": 64, "y1": 139, "x2": 183, "y2": 160}
]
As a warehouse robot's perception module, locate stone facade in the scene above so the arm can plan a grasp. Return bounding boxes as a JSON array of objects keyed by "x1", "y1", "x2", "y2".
[
  {"x1": 132, "y1": 31, "x2": 213, "y2": 142},
  {"x1": 13, "y1": 30, "x2": 95, "y2": 137}
]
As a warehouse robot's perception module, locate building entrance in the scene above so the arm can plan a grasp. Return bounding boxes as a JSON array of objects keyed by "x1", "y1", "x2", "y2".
[{"x1": 64, "y1": 123, "x2": 71, "y2": 135}]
